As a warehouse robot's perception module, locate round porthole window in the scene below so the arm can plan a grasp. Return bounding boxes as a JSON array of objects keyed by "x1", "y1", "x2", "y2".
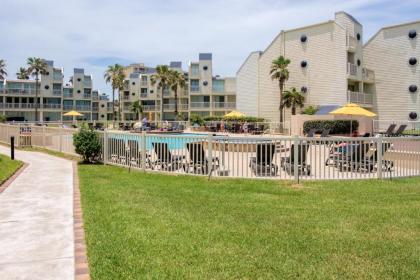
[
  {"x1": 357, "y1": 59, "x2": 361, "y2": 66},
  {"x1": 300, "y1": 34, "x2": 307, "y2": 43},
  {"x1": 409, "y1": 57, "x2": 417, "y2": 66},
  {"x1": 356, "y1": 33, "x2": 361, "y2": 41},
  {"x1": 203, "y1": 80, "x2": 208, "y2": 86},
  {"x1": 301, "y1": 60, "x2": 307, "y2": 68},
  {"x1": 409, "y1": 85, "x2": 418, "y2": 93},
  {"x1": 77, "y1": 78, "x2": 81, "y2": 82},
  {"x1": 44, "y1": 85, "x2": 49, "y2": 90},
  {"x1": 203, "y1": 66, "x2": 208, "y2": 71},
  {"x1": 409, "y1": 112, "x2": 418, "y2": 120},
  {"x1": 150, "y1": 90, "x2": 154, "y2": 93},
  {"x1": 301, "y1": 86, "x2": 308, "y2": 93},
  {"x1": 408, "y1": 30, "x2": 417, "y2": 39},
  {"x1": 77, "y1": 90, "x2": 81, "y2": 94},
  {"x1": 132, "y1": 82, "x2": 135, "y2": 85},
  {"x1": 101, "y1": 114, "x2": 105, "y2": 118},
  {"x1": 132, "y1": 92, "x2": 135, "y2": 96},
  {"x1": 101, "y1": 104, "x2": 105, "y2": 108},
  {"x1": 45, "y1": 72, "x2": 50, "y2": 76}
]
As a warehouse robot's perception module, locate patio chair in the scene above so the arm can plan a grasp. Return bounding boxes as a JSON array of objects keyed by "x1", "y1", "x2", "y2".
[
  {"x1": 391, "y1": 124, "x2": 407, "y2": 136},
  {"x1": 185, "y1": 142, "x2": 219, "y2": 174},
  {"x1": 252, "y1": 124, "x2": 264, "y2": 135},
  {"x1": 152, "y1": 142, "x2": 185, "y2": 171},
  {"x1": 249, "y1": 143, "x2": 278, "y2": 176},
  {"x1": 306, "y1": 129, "x2": 316, "y2": 137},
  {"x1": 320, "y1": 129, "x2": 330, "y2": 137},
  {"x1": 356, "y1": 142, "x2": 394, "y2": 172},
  {"x1": 280, "y1": 144, "x2": 311, "y2": 175},
  {"x1": 127, "y1": 140, "x2": 151, "y2": 168},
  {"x1": 336, "y1": 142, "x2": 370, "y2": 172},
  {"x1": 380, "y1": 124, "x2": 396, "y2": 136}
]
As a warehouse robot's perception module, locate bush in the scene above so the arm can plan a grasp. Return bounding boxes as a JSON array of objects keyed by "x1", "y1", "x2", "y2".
[
  {"x1": 0, "y1": 114, "x2": 6, "y2": 123},
  {"x1": 222, "y1": 116, "x2": 265, "y2": 122},
  {"x1": 73, "y1": 127, "x2": 102, "y2": 163},
  {"x1": 203, "y1": 116, "x2": 223, "y2": 122},
  {"x1": 301, "y1": 106, "x2": 318, "y2": 115},
  {"x1": 190, "y1": 114, "x2": 205, "y2": 126},
  {"x1": 303, "y1": 120, "x2": 359, "y2": 134}
]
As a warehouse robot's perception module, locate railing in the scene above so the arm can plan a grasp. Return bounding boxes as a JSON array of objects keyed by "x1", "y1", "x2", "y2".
[
  {"x1": 52, "y1": 89, "x2": 62, "y2": 95},
  {"x1": 122, "y1": 95, "x2": 130, "y2": 100},
  {"x1": 4, "y1": 89, "x2": 37, "y2": 95},
  {"x1": 212, "y1": 102, "x2": 235, "y2": 109},
  {"x1": 92, "y1": 107, "x2": 99, "y2": 112},
  {"x1": 347, "y1": 63, "x2": 357, "y2": 76},
  {"x1": 63, "y1": 105, "x2": 74, "y2": 110},
  {"x1": 100, "y1": 131, "x2": 420, "y2": 180},
  {"x1": 143, "y1": 105, "x2": 158, "y2": 111},
  {"x1": 75, "y1": 105, "x2": 92, "y2": 111},
  {"x1": 347, "y1": 91, "x2": 373, "y2": 105},
  {"x1": 140, "y1": 93, "x2": 148, "y2": 98},
  {"x1": 43, "y1": 104, "x2": 62, "y2": 109},
  {"x1": 63, "y1": 93, "x2": 73, "y2": 98},
  {"x1": 363, "y1": 68, "x2": 375, "y2": 82},
  {"x1": 140, "y1": 81, "x2": 148, "y2": 87},
  {"x1": 190, "y1": 86, "x2": 200, "y2": 93},
  {"x1": 83, "y1": 94, "x2": 92, "y2": 99},
  {"x1": 190, "y1": 102, "x2": 210, "y2": 108},
  {"x1": 0, "y1": 103, "x2": 61, "y2": 109},
  {"x1": 30, "y1": 126, "x2": 79, "y2": 155},
  {"x1": 346, "y1": 35, "x2": 357, "y2": 51}
]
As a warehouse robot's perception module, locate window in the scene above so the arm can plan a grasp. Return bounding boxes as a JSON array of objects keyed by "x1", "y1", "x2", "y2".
[
  {"x1": 300, "y1": 34, "x2": 307, "y2": 43},
  {"x1": 190, "y1": 79, "x2": 200, "y2": 92},
  {"x1": 212, "y1": 79, "x2": 225, "y2": 92},
  {"x1": 141, "y1": 88, "x2": 148, "y2": 93},
  {"x1": 409, "y1": 57, "x2": 417, "y2": 66},
  {"x1": 191, "y1": 64, "x2": 199, "y2": 76}
]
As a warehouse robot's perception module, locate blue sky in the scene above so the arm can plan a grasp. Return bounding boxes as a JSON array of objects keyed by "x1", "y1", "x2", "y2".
[{"x1": 1, "y1": 0, "x2": 420, "y2": 94}]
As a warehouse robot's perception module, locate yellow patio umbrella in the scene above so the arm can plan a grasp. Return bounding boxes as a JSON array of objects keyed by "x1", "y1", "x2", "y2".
[
  {"x1": 329, "y1": 103, "x2": 376, "y2": 135},
  {"x1": 63, "y1": 110, "x2": 83, "y2": 125},
  {"x1": 224, "y1": 110, "x2": 246, "y2": 118}
]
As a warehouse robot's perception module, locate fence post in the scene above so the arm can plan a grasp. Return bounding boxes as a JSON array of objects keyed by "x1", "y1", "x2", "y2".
[
  {"x1": 42, "y1": 126, "x2": 46, "y2": 148},
  {"x1": 141, "y1": 132, "x2": 147, "y2": 171},
  {"x1": 207, "y1": 133, "x2": 213, "y2": 177},
  {"x1": 377, "y1": 135, "x2": 383, "y2": 179},
  {"x1": 103, "y1": 131, "x2": 108, "y2": 164},
  {"x1": 293, "y1": 137, "x2": 299, "y2": 183},
  {"x1": 10, "y1": 136, "x2": 15, "y2": 160},
  {"x1": 59, "y1": 131, "x2": 63, "y2": 152}
]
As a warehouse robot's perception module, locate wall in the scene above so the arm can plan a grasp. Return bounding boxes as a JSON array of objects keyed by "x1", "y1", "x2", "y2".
[{"x1": 236, "y1": 51, "x2": 260, "y2": 116}]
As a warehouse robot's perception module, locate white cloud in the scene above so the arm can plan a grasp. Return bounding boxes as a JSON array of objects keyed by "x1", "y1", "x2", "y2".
[{"x1": 1, "y1": 0, "x2": 419, "y2": 94}]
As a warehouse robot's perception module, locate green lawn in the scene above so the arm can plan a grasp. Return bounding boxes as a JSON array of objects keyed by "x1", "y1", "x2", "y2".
[
  {"x1": 0, "y1": 154, "x2": 23, "y2": 185},
  {"x1": 79, "y1": 164, "x2": 420, "y2": 279}
]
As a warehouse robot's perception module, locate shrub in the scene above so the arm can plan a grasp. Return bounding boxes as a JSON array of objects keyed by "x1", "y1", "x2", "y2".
[
  {"x1": 301, "y1": 106, "x2": 318, "y2": 115},
  {"x1": 303, "y1": 120, "x2": 359, "y2": 134},
  {"x1": 203, "y1": 116, "x2": 223, "y2": 121},
  {"x1": 222, "y1": 116, "x2": 265, "y2": 122},
  {"x1": 73, "y1": 127, "x2": 102, "y2": 163},
  {"x1": 0, "y1": 114, "x2": 6, "y2": 123},
  {"x1": 189, "y1": 114, "x2": 205, "y2": 126}
]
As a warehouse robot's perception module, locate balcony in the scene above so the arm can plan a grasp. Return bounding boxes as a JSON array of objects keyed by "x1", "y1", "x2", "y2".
[
  {"x1": 43, "y1": 104, "x2": 62, "y2": 110},
  {"x1": 212, "y1": 102, "x2": 235, "y2": 109},
  {"x1": 53, "y1": 89, "x2": 62, "y2": 95},
  {"x1": 190, "y1": 86, "x2": 201, "y2": 93},
  {"x1": 140, "y1": 81, "x2": 147, "y2": 87},
  {"x1": 63, "y1": 93, "x2": 73, "y2": 98},
  {"x1": 122, "y1": 95, "x2": 130, "y2": 100},
  {"x1": 346, "y1": 35, "x2": 357, "y2": 52},
  {"x1": 83, "y1": 94, "x2": 92, "y2": 99},
  {"x1": 347, "y1": 91, "x2": 373, "y2": 107},
  {"x1": 0, "y1": 103, "x2": 61, "y2": 109},
  {"x1": 92, "y1": 106, "x2": 99, "y2": 112},
  {"x1": 190, "y1": 102, "x2": 210, "y2": 109},
  {"x1": 75, "y1": 105, "x2": 92, "y2": 111},
  {"x1": 63, "y1": 105, "x2": 74, "y2": 110},
  {"x1": 5, "y1": 89, "x2": 37, "y2": 95},
  {"x1": 347, "y1": 63, "x2": 358, "y2": 78},
  {"x1": 362, "y1": 68, "x2": 375, "y2": 83},
  {"x1": 140, "y1": 93, "x2": 148, "y2": 98},
  {"x1": 143, "y1": 105, "x2": 158, "y2": 111}
]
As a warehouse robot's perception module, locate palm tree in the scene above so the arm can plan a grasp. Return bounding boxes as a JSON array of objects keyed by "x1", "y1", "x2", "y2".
[
  {"x1": 131, "y1": 100, "x2": 143, "y2": 121},
  {"x1": 270, "y1": 56, "x2": 291, "y2": 125},
  {"x1": 27, "y1": 57, "x2": 47, "y2": 122},
  {"x1": 16, "y1": 67, "x2": 29, "y2": 80},
  {"x1": 168, "y1": 69, "x2": 187, "y2": 117},
  {"x1": 104, "y1": 64, "x2": 124, "y2": 127},
  {"x1": 116, "y1": 73, "x2": 126, "y2": 122},
  {"x1": 282, "y1": 87, "x2": 305, "y2": 115},
  {"x1": 0, "y1": 59, "x2": 7, "y2": 81},
  {"x1": 150, "y1": 65, "x2": 171, "y2": 120}
]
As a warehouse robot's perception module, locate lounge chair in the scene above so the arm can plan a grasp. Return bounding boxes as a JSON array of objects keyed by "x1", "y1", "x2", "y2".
[
  {"x1": 336, "y1": 142, "x2": 370, "y2": 172},
  {"x1": 306, "y1": 129, "x2": 316, "y2": 137},
  {"x1": 249, "y1": 143, "x2": 279, "y2": 176},
  {"x1": 356, "y1": 141, "x2": 394, "y2": 172},
  {"x1": 127, "y1": 140, "x2": 151, "y2": 168},
  {"x1": 280, "y1": 144, "x2": 311, "y2": 175},
  {"x1": 320, "y1": 129, "x2": 330, "y2": 137},
  {"x1": 380, "y1": 124, "x2": 396, "y2": 136},
  {"x1": 185, "y1": 142, "x2": 219, "y2": 174},
  {"x1": 152, "y1": 142, "x2": 185, "y2": 171},
  {"x1": 391, "y1": 124, "x2": 407, "y2": 136}
]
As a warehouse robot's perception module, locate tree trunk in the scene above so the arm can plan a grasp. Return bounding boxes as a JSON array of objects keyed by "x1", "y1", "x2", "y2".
[
  {"x1": 112, "y1": 88, "x2": 115, "y2": 128},
  {"x1": 292, "y1": 106, "x2": 296, "y2": 115},
  {"x1": 35, "y1": 72, "x2": 39, "y2": 122},
  {"x1": 118, "y1": 89, "x2": 122, "y2": 123},
  {"x1": 161, "y1": 87, "x2": 164, "y2": 121},
  {"x1": 279, "y1": 81, "x2": 284, "y2": 124},
  {"x1": 174, "y1": 87, "x2": 178, "y2": 117}
]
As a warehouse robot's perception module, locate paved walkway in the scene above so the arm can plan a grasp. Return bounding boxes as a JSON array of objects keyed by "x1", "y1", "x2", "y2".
[{"x1": 0, "y1": 146, "x2": 74, "y2": 280}]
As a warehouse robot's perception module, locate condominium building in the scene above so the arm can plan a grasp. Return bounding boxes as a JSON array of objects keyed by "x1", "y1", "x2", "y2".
[
  {"x1": 0, "y1": 60, "x2": 107, "y2": 122},
  {"x1": 121, "y1": 53, "x2": 236, "y2": 121},
  {"x1": 237, "y1": 12, "x2": 372, "y2": 123},
  {"x1": 364, "y1": 21, "x2": 420, "y2": 122}
]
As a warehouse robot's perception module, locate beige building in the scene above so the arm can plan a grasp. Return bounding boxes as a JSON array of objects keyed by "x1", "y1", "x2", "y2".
[
  {"x1": 121, "y1": 53, "x2": 236, "y2": 121},
  {"x1": 364, "y1": 21, "x2": 420, "y2": 122},
  {"x1": 237, "y1": 12, "x2": 374, "y2": 123},
  {"x1": 0, "y1": 60, "x2": 107, "y2": 122}
]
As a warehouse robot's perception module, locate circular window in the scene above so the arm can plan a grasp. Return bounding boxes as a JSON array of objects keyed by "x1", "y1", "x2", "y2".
[
  {"x1": 101, "y1": 114, "x2": 105, "y2": 118},
  {"x1": 150, "y1": 90, "x2": 154, "y2": 93},
  {"x1": 203, "y1": 66, "x2": 208, "y2": 71},
  {"x1": 356, "y1": 33, "x2": 361, "y2": 41},
  {"x1": 409, "y1": 112, "x2": 418, "y2": 120},
  {"x1": 45, "y1": 72, "x2": 50, "y2": 76},
  {"x1": 300, "y1": 60, "x2": 307, "y2": 68},
  {"x1": 132, "y1": 82, "x2": 135, "y2": 85},
  {"x1": 357, "y1": 59, "x2": 361, "y2": 66},
  {"x1": 44, "y1": 85, "x2": 49, "y2": 90},
  {"x1": 77, "y1": 78, "x2": 81, "y2": 82},
  {"x1": 300, "y1": 34, "x2": 307, "y2": 43},
  {"x1": 77, "y1": 90, "x2": 81, "y2": 94},
  {"x1": 203, "y1": 80, "x2": 208, "y2": 86},
  {"x1": 408, "y1": 30, "x2": 417, "y2": 39},
  {"x1": 101, "y1": 104, "x2": 105, "y2": 108},
  {"x1": 409, "y1": 57, "x2": 417, "y2": 66},
  {"x1": 301, "y1": 86, "x2": 308, "y2": 93},
  {"x1": 409, "y1": 85, "x2": 418, "y2": 93},
  {"x1": 132, "y1": 92, "x2": 135, "y2": 96}
]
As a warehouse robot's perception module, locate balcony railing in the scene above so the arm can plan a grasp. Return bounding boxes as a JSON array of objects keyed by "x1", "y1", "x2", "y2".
[
  {"x1": 140, "y1": 93, "x2": 148, "y2": 98},
  {"x1": 212, "y1": 102, "x2": 235, "y2": 109},
  {"x1": 140, "y1": 81, "x2": 148, "y2": 87},
  {"x1": 0, "y1": 103, "x2": 61, "y2": 109},
  {"x1": 53, "y1": 89, "x2": 62, "y2": 95},
  {"x1": 190, "y1": 86, "x2": 200, "y2": 93},
  {"x1": 347, "y1": 91, "x2": 373, "y2": 106},
  {"x1": 92, "y1": 107, "x2": 99, "y2": 112},
  {"x1": 63, "y1": 105, "x2": 74, "y2": 110},
  {"x1": 362, "y1": 68, "x2": 375, "y2": 82},
  {"x1": 122, "y1": 95, "x2": 130, "y2": 100},
  {"x1": 83, "y1": 94, "x2": 92, "y2": 99},
  {"x1": 43, "y1": 104, "x2": 62, "y2": 109},
  {"x1": 63, "y1": 93, "x2": 73, "y2": 98},
  {"x1": 75, "y1": 105, "x2": 92, "y2": 111},
  {"x1": 347, "y1": 63, "x2": 357, "y2": 76},
  {"x1": 162, "y1": 104, "x2": 188, "y2": 110},
  {"x1": 190, "y1": 102, "x2": 210, "y2": 108},
  {"x1": 143, "y1": 105, "x2": 159, "y2": 111},
  {"x1": 346, "y1": 35, "x2": 357, "y2": 51},
  {"x1": 4, "y1": 89, "x2": 37, "y2": 95}
]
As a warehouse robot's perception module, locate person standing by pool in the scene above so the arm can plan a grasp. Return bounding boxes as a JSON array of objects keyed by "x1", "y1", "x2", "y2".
[{"x1": 220, "y1": 120, "x2": 225, "y2": 132}]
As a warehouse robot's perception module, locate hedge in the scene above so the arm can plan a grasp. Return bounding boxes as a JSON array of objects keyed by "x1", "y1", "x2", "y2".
[
  {"x1": 303, "y1": 120, "x2": 359, "y2": 134},
  {"x1": 203, "y1": 116, "x2": 265, "y2": 122}
]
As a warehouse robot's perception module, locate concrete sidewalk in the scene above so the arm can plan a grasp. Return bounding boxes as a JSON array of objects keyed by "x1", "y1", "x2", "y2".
[{"x1": 0, "y1": 146, "x2": 74, "y2": 280}]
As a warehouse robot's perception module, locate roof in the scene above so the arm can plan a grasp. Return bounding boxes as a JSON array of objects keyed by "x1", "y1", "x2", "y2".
[
  {"x1": 236, "y1": 51, "x2": 262, "y2": 74},
  {"x1": 169, "y1": 61, "x2": 182, "y2": 68},
  {"x1": 199, "y1": 53, "x2": 212, "y2": 60},
  {"x1": 315, "y1": 105, "x2": 340, "y2": 115},
  {"x1": 364, "y1": 19, "x2": 420, "y2": 47},
  {"x1": 335, "y1": 11, "x2": 362, "y2": 26},
  {"x1": 74, "y1": 68, "x2": 84, "y2": 74}
]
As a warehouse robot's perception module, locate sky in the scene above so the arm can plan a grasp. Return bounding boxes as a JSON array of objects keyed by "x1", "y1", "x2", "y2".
[{"x1": 1, "y1": 0, "x2": 420, "y2": 94}]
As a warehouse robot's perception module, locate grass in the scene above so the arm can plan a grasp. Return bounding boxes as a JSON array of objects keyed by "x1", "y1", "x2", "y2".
[
  {"x1": 0, "y1": 154, "x2": 23, "y2": 185},
  {"x1": 19, "y1": 146, "x2": 80, "y2": 161},
  {"x1": 79, "y1": 164, "x2": 420, "y2": 279}
]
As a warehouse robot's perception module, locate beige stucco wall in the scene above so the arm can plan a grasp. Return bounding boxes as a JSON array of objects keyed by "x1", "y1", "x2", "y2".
[{"x1": 236, "y1": 51, "x2": 260, "y2": 116}]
